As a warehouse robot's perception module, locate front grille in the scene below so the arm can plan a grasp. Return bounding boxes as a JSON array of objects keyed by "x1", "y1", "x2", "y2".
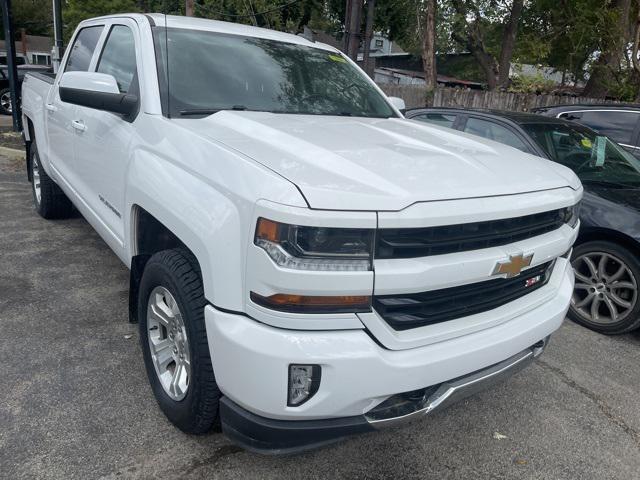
[
  {"x1": 373, "y1": 261, "x2": 554, "y2": 331},
  {"x1": 376, "y1": 209, "x2": 568, "y2": 259}
]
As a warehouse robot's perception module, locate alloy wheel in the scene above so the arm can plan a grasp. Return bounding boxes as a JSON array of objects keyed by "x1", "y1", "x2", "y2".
[
  {"x1": 1, "y1": 91, "x2": 12, "y2": 114},
  {"x1": 32, "y1": 153, "x2": 41, "y2": 204},
  {"x1": 147, "y1": 286, "x2": 191, "y2": 401},
  {"x1": 571, "y1": 251, "x2": 637, "y2": 325}
]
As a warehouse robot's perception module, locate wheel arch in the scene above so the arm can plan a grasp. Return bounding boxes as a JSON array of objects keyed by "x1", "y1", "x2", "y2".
[
  {"x1": 576, "y1": 226, "x2": 640, "y2": 257},
  {"x1": 24, "y1": 116, "x2": 35, "y2": 182},
  {"x1": 128, "y1": 204, "x2": 206, "y2": 323}
]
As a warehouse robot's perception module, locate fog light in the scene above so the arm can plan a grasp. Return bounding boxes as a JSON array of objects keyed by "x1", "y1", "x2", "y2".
[{"x1": 288, "y1": 364, "x2": 321, "y2": 406}]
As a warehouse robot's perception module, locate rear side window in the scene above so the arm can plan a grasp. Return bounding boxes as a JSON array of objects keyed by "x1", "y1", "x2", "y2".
[
  {"x1": 559, "y1": 110, "x2": 640, "y2": 145},
  {"x1": 65, "y1": 26, "x2": 103, "y2": 72},
  {"x1": 463, "y1": 117, "x2": 529, "y2": 152},
  {"x1": 97, "y1": 25, "x2": 137, "y2": 93},
  {"x1": 412, "y1": 113, "x2": 457, "y2": 128}
]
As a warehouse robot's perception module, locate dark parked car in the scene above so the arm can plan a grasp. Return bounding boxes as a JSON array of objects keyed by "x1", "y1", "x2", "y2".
[
  {"x1": 0, "y1": 63, "x2": 51, "y2": 115},
  {"x1": 407, "y1": 107, "x2": 640, "y2": 335},
  {"x1": 532, "y1": 104, "x2": 640, "y2": 158}
]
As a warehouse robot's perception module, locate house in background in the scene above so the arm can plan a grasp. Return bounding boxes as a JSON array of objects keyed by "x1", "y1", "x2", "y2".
[{"x1": 0, "y1": 34, "x2": 52, "y2": 65}]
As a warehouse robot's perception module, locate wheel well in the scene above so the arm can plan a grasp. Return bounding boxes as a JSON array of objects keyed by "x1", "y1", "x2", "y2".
[
  {"x1": 25, "y1": 117, "x2": 34, "y2": 182},
  {"x1": 576, "y1": 227, "x2": 640, "y2": 257},
  {"x1": 128, "y1": 206, "x2": 200, "y2": 323},
  {"x1": 134, "y1": 206, "x2": 186, "y2": 256}
]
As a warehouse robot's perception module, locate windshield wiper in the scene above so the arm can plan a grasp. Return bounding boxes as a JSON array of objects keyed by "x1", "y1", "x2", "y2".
[{"x1": 179, "y1": 105, "x2": 249, "y2": 116}]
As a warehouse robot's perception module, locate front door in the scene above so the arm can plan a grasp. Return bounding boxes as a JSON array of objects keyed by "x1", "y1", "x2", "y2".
[{"x1": 72, "y1": 21, "x2": 140, "y2": 251}]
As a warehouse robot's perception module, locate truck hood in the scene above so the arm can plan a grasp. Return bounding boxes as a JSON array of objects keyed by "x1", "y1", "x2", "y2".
[{"x1": 183, "y1": 111, "x2": 579, "y2": 211}]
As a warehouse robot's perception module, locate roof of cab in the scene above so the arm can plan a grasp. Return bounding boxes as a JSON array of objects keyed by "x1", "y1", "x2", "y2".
[
  {"x1": 80, "y1": 13, "x2": 338, "y2": 52},
  {"x1": 144, "y1": 13, "x2": 337, "y2": 51}
]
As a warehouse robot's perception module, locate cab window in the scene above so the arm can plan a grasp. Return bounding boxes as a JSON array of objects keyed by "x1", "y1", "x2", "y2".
[
  {"x1": 97, "y1": 25, "x2": 137, "y2": 94},
  {"x1": 65, "y1": 26, "x2": 103, "y2": 72},
  {"x1": 463, "y1": 117, "x2": 529, "y2": 152}
]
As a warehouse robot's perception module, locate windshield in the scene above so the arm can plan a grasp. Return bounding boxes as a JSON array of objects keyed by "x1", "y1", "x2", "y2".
[
  {"x1": 521, "y1": 122, "x2": 640, "y2": 188},
  {"x1": 153, "y1": 28, "x2": 395, "y2": 119}
]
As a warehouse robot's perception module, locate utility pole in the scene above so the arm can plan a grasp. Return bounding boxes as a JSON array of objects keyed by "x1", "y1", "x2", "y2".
[
  {"x1": 1, "y1": 0, "x2": 21, "y2": 131},
  {"x1": 186, "y1": 0, "x2": 195, "y2": 16},
  {"x1": 362, "y1": 0, "x2": 375, "y2": 77},
  {"x1": 51, "y1": 0, "x2": 63, "y2": 73},
  {"x1": 344, "y1": 0, "x2": 362, "y2": 61}
]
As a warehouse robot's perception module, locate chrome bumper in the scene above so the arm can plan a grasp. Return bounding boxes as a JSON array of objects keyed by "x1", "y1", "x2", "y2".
[{"x1": 365, "y1": 338, "x2": 548, "y2": 429}]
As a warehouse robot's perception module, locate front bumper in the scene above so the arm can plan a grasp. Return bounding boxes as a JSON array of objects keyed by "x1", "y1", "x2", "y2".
[
  {"x1": 219, "y1": 340, "x2": 548, "y2": 454},
  {"x1": 205, "y1": 258, "x2": 573, "y2": 453}
]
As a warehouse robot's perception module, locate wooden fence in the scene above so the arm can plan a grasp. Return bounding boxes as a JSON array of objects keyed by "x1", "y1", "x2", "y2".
[{"x1": 377, "y1": 84, "x2": 629, "y2": 112}]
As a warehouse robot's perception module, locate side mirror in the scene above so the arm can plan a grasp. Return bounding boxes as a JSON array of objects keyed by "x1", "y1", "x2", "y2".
[
  {"x1": 59, "y1": 71, "x2": 138, "y2": 118},
  {"x1": 388, "y1": 96, "x2": 406, "y2": 113}
]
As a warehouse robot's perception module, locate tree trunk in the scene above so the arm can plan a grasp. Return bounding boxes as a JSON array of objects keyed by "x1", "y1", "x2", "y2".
[
  {"x1": 185, "y1": 0, "x2": 195, "y2": 16},
  {"x1": 422, "y1": 0, "x2": 437, "y2": 90},
  {"x1": 497, "y1": 0, "x2": 524, "y2": 89},
  {"x1": 451, "y1": 0, "x2": 499, "y2": 89},
  {"x1": 583, "y1": 0, "x2": 632, "y2": 98}
]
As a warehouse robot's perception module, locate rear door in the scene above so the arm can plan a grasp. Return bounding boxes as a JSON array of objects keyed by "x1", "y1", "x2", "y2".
[
  {"x1": 72, "y1": 19, "x2": 141, "y2": 248},
  {"x1": 45, "y1": 24, "x2": 104, "y2": 183}
]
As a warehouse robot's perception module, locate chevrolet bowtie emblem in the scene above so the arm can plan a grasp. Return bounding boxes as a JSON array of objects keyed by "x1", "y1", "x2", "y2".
[{"x1": 492, "y1": 253, "x2": 533, "y2": 278}]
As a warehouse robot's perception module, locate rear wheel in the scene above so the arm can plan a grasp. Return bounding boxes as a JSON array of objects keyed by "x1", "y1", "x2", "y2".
[
  {"x1": 29, "y1": 143, "x2": 74, "y2": 219},
  {"x1": 138, "y1": 249, "x2": 221, "y2": 433},
  {"x1": 569, "y1": 240, "x2": 640, "y2": 334},
  {"x1": 0, "y1": 88, "x2": 12, "y2": 115}
]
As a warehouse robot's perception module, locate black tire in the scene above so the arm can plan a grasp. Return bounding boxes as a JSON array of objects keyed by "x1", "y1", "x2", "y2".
[
  {"x1": 29, "y1": 142, "x2": 74, "y2": 219},
  {"x1": 568, "y1": 240, "x2": 640, "y2": 334},
  {"x1": 0, "y1": 87, "x2": 12, "y2": 115},
  {"x1": 138, "y1": 248, "x2": 221, "y2": 433}
]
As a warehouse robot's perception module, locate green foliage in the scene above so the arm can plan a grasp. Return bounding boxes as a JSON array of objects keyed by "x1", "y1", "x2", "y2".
[
  {"x1": 63, "y1": 0, "x2": 140, "y2": 40},
  {"x1": 508, "y1": 72, "x2": 557, "y2": 94},
  {"x1": 0, "y1": 0, "x2": 53, "y2": 38}
]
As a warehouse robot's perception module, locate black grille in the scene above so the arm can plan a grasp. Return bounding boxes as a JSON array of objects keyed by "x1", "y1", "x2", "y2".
[
  {"x1": 376, "y1": 209, "x2": 568, "y2": 259},
  {"x1": 373, "y1": 261, "x2": 554, "y2": 331}
]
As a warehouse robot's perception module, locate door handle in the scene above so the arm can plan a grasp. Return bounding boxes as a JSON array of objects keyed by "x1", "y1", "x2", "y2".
[
  {"x1": 71, "y1": 120, "x2": 87, "y2": 132},
  {"x1": 45, "y1": 104, "x2": 57, "y2": 112}
]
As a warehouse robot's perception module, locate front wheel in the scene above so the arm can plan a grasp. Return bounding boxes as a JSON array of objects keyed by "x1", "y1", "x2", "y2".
[
  {"x1": 569, "y1": 240, "x2": 640, "y2": 334},
  {"x1": 138, "y1": 249, "x2": 221, "y2": 433}
]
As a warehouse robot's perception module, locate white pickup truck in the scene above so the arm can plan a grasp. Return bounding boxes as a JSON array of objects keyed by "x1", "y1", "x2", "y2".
[{"x1": 21, "y1": 14, "x2": 581, "y2": 453}]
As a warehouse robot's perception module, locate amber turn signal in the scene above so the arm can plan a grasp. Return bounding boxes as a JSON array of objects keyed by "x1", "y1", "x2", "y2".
[
  {"x1": 250, "y1": 292, "x2": 371, "y2": 313},
  {"x1": 255, "y1": 218, "x2": 281, "y2": 242}
]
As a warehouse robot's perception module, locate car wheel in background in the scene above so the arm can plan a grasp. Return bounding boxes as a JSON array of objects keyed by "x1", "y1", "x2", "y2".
[
  {"x1": 29, "y1": 142, "x2": 74, "y2": 219},
  {"x1": 0, "y1": 88, "x2": 12, "y2": 115},
  {"x1": 569, "y1": 240, "x2": 640, "y2": 334},
  {"x1": 138, "y1": 248, "x2": 221, "y2": 433}
]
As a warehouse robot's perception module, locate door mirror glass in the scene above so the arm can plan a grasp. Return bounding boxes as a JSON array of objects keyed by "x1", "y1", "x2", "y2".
[{"x1": 59, "y1": 71, "x2": 138, "y2": 118}]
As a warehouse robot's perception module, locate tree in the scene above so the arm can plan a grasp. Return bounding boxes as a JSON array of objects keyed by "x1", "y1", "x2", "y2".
[
  {"x1": 422, "y1": 0, "x2": 437, "y2": 90},
  {"x1": 583, "y1": 0, "x2": 633, "y2": 97},
  {"x1": 497, "y1": 0, "x2": 523, "y2": 88},
  {"x1": 1, "y1": 0, "x2": 53, "y2": 38},
  {"x1": 63, "y1": 0, "x2": 139, "y2": 40},
  {"x1": 450, "y1": 0, "x2": 526, "y2": 90}
]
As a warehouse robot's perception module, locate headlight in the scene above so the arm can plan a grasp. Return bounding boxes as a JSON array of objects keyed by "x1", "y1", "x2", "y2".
[
  {"x1": 561, "y1": 202, "x2": 581, "y2": 228},
  {"x1": 254, "y1": 218, "x2": 374, "y2": 271}
]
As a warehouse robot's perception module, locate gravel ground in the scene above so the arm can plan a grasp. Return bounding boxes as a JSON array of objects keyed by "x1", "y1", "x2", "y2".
[{"x1": 1, "y1": 154, "x2": 639, "y2": 480}]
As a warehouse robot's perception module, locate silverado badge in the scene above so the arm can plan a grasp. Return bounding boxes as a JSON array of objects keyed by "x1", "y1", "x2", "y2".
[{"x1": 492, "y1": 253, "x2": 533, "y2": 278}]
